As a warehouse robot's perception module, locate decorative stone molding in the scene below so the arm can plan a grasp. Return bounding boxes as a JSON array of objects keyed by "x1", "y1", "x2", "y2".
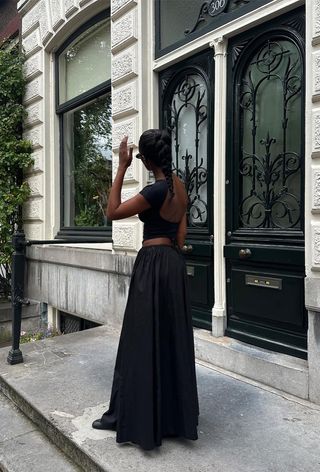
[
  {"x1": 312, "y1": 111, "x2": 320, "y2": 158},
  {"x1": 26, "y1": 174, "x2": 44, "y2": 197},
  {"x1": 24, "y1": 126, "x2": 43, "y2": 150},
  {"x1": 112, "y1": 45, "x2": 138, "y2": 85},
  {"x1": 65, "y1": 0, "x2": 79, "y2": 18},
  {"x1": 121, "y1": 187, "x2": 138, "y2": 202},
  {"x1": 24, "y1": 76, "x2": 43, "y2": 105},
  {"x1": 210, "y1": 36, "x2": 226, "y2": 57},
  {"x1": 24, "y1": 29, "x2": 42, "y2": 58},
  {"x1": 25, "y1": 102, "x2": 43, "y2": 128},
  {"x1": 313, "y1": 51, "x2": 320, "y2": 98},
  {"x1": 23, "y1": 197, "x2": 43, "y2": 220},
  {"x1": 112, "y1": 82, "x2": 138, "y2": 117},
  {"x1": 112, "y1": 116, "x2": 139, "y2": 149},
  {"x1": 25, "y1": 151, "x2": 44, "y2": 174},
  {"x1": 18, "y1": 0, "x2": 40, "y2": 14},
  {"x1": 112, "y1": 221, "x2": 139, "y2": 249},
  {"x1": 312, "y1": 168, "x2": 320, "y2": 212},
  {"x1": 24, "y1": 223, "x2": 44, "y2": 239},
  {"x1": 111, "y1": 9, "x2": 137, "y2": 53},
  {"x1": 112, "y1": 153, "x2": 138, "y2": 183},
  {"x1": 50, "y1": 0, "x2": 65, "y2": 31},
  {"x1": 111, "y1": 0, "x2": 136, "y2": 19},
  {"x1": 24, "y1": 52, "x2": 43, "y2": 80},
  {"x1": 314, "y1": 0, "x2": 320, "y2": 40},
  {"x1": 312, "y1": 224, "x2": 320, "y2": 270},
  {"x1": 22, "y1": 0, "x2": 53, "y2": 46},
  {"x1": 79, "y1": 0, "x2": 92, "y2": 6}
]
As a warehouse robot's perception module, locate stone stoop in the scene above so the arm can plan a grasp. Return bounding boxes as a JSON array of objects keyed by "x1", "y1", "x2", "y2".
[
  {"x1": 0, "y1": 391, "x2": 81, "y2": 472},
  {"x1": 0, "y1": 328, "x2": 120, "y2": 472},
  {"x1": 0, "y1": 381, "x2": 104, "y2": 472},
  {"x1": 194, "y1": 329, "x2": 309, "y2": 400},
  {"x1": 0, "y1": 326, "x2": 319, "y2": 472}
]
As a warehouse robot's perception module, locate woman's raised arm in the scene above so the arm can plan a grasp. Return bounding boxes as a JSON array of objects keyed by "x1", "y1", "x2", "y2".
[{"x1": 106, "y1": 136, "x2": 151, "y2": 220}]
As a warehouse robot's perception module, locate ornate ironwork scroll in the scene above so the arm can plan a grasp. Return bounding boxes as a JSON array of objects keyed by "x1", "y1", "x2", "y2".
[
  {"x1": 167, "y1": 74, "x2": 208, "y2": 228},
  {"x1": 185, "y1": 0, "x2": 250, "y2": 36},
  {"x1": 238, "y1": 39, "x2": 302, "y2": 229},
  {"x1": 185, "y1": 0, "x2": 230, "y2": 35}
]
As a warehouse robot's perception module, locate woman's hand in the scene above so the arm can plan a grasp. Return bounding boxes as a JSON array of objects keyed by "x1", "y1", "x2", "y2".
[{"x1": 119, "y1": 136, "x2": 133, "y2": 171}]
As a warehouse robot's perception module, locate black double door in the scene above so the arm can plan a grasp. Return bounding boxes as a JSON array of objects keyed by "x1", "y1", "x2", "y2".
[
  {"x1": 160, "y1": 50, "x2": 214, "y2": 330},
  {"x1": 224, "y1": 8, "x2": 307, "y2": 359},
  {"x1": 158, "y1": 8, "x2": 307, "y2": 359}
]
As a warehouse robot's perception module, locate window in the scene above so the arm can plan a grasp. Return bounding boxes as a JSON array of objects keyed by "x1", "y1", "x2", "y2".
[{"x1": 56, "y1": 11, "x2": 112, "y2": 240}]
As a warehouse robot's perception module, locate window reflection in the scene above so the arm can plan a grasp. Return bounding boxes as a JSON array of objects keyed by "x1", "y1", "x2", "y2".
[{"x1": 63, "y1": 95, "x2": 112, "y2": 227}]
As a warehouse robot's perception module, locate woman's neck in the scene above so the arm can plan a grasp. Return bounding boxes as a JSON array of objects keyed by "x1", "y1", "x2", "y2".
[{"x1": 152, "y1": 167, "x2": 165, "y2": 181}]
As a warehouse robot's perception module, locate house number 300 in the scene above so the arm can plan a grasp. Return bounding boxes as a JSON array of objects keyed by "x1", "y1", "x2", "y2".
[{"x1": 208, "y1": 0, "x2": 229, "y2": 17}]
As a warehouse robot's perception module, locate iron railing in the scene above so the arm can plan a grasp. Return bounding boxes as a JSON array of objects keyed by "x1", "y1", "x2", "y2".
[{"x1": 7, "y1": 225, "x2": 108, "y2": 365}]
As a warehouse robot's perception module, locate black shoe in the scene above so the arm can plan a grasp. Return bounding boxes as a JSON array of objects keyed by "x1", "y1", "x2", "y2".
[{"x1": 92, "y1": 418, "x2": 116, "y2": 430}]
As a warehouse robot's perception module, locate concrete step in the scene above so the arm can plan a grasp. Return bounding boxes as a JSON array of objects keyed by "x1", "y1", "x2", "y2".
[
  {"x1": 0, "y1": 391, "x2": 81, "y2": 472},
  {"x1": 194, "y1": 328, "x2": 309, "y2": 400},
  {"x1": 0, "y1": 326, "x2": 320, "y2": 472}
]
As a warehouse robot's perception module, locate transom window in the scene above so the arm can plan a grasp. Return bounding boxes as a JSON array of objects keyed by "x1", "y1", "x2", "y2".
[
  {"x1": 56, "y1": 11, "x2": 112, "y2": 240},
  {"x1": 155, "y1": 0, "x2": 274, "y2": 58}
]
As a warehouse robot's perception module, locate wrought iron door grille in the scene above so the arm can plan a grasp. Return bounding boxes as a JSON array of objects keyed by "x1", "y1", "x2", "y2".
[
  {"x1": 238, "y1": 38, "x2": 303, "y2": 230},
  {"x1": 167, "y1": 74, "x2": 208, "y2": 228}
]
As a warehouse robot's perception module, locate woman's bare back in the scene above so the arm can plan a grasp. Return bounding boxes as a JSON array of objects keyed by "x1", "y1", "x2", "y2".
[{"x1": 159, "y1": 174, "x2": 188, "y2": 224}]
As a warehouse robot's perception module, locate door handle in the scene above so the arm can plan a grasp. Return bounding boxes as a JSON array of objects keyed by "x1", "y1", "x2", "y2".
[
  {"x1": 181, "y1": 244, "x2": 193, "y2": 254},
  {"x1": 239, "y1": 248, "x2": 252, "y2": 259}
]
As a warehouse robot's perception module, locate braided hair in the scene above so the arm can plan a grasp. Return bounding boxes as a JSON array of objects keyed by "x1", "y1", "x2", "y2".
[{"x1": 138, "y1": 129, "x2": 175, "y2": 198}]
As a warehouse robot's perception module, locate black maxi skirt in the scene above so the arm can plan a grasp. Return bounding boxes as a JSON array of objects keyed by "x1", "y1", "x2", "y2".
[{"x1": 100, "y1": 245, "x2": 199, "y2": 450}]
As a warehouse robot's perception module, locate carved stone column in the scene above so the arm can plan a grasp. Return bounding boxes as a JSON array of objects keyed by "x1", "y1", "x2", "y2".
[{"x1": 210, "y1": 37, "x2": 227, "y2": 337}]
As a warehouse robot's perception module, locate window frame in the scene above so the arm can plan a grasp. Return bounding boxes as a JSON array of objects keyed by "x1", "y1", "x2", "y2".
[{"x1": 55, "y1": 10, "x2": 112, "y2": 241}]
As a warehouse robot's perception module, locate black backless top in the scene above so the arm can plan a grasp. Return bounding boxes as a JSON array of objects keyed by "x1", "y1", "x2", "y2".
[{"x1": 139, "y1": 180, "x2": 179, "y2": 242}]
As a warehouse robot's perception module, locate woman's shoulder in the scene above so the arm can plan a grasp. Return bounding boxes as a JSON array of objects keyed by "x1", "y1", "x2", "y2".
[
  {"x1": 140, "y1": 180, "x2": 168, "y2": 207},
  {"x1": 141, "y1": 179, "x2": 167, "y2": 192}
]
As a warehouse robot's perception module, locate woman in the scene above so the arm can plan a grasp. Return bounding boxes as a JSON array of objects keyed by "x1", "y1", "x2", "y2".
[{"x1": 92, "y1": 129, "x2": 199, "y2": 450}]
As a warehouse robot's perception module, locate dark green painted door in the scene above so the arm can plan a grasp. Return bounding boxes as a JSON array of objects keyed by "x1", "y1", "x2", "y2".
[
  {"x1": 160, "y1": 50, "x2": 214, "y2": 330},
  {"x1": 225, "y1": 8, "x2": 307, "y2": 358}
]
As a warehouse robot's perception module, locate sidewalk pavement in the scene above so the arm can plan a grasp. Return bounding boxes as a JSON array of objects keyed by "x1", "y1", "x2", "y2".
[{"x1": 0, "y1": 325, "x2": 320, "y2": 472}]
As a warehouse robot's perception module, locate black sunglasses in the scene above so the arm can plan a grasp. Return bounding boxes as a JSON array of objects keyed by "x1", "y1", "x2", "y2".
[{"x1": 136, "y1": 153, "x2": 144, "y2": 159}]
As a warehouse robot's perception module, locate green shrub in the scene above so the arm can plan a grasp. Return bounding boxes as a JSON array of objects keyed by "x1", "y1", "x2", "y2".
[{"x1": 0, "y1": 45, "x2": 33, "y2": 268}]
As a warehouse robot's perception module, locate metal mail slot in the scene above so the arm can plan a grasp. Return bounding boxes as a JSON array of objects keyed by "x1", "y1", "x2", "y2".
[
  {"x1": 186, "y1": 265, "x2": 195, "y2": 277},
  {"x1": 245, "y1": 274, "x2": 282, "y2": 290}
]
